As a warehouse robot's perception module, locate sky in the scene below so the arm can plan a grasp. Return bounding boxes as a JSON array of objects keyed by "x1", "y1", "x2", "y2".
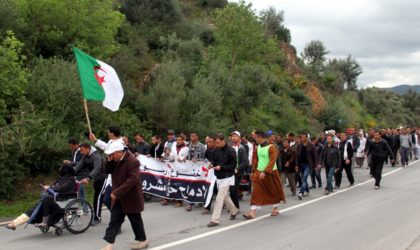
[{"x1": 236, "y1": 0, "x2": 420, "y2": 88}]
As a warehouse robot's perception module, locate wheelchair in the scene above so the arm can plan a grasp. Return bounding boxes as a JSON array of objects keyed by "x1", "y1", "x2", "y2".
[{"x1": 29, "y1": 181, "x2": 93, "y2": 236}]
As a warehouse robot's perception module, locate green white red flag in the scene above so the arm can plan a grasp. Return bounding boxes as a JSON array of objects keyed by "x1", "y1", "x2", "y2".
[{"x1": 74, "y1": 48, "x2": 124, "y2": 111}]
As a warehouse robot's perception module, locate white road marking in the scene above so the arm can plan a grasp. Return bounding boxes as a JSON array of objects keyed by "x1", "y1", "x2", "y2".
[{"x1": 149, "y1": 160, "x2": 420, "y2": 250}]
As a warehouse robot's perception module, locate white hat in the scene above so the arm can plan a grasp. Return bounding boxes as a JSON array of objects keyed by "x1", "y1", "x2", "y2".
[
  {"x1": 231, "y1": 131, "x2": 241, "y2": 137},
  {"x1": 105, "y1": 141, "x2": 125, "y2": 155}
]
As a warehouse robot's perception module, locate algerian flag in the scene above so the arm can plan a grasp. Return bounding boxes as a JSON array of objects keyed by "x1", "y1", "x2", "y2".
[{"x1": 73, "y1": 48, "x2": 124, "y2": 112}]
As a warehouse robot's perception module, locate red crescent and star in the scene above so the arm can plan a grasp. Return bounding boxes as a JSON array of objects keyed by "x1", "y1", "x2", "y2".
[{"x1": 93, "y1": 65, "x2": 106, "y2": 86}]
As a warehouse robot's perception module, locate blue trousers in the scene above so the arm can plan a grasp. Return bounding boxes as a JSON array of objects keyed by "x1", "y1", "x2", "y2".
[{"x1": 299, "y1": 165, "x2": 310, "y2": 194}]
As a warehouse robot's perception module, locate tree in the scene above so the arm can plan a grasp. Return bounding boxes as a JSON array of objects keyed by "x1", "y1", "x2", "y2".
[
  {"x1": 0, "y1": 31, "x2": 29, "y2": 125},
  {"x1": 302, "y1": 40, "x2": 329, "y2": 81},
  {"x1": 12, "y1": 0, "x2": 124, "y2": 59},
  {"x1": 0, "y1": 0, "x2": 26, "y2": 35},
  {"x1": 196, "y1": 0, "x2": 227, "y2": 8},
  {"x1": 327, "y1": 55, "x2": 362, "y2": 91},
  {"x1": 183, "y1": 75, "x2": 227, "y2": 135},
  {"x1": 120, "y1": 0, "x2": 184, "y2": 25},
  {"x1": 210, "y1": 1, "x2": 280, "y2": 69},
  {"x1": 302, "y1": 40, "x2": 328, "y2": 65},
  {"x1": 158, "y1": 34, "x2": 204, "y2": 84},
  {"x1": 260, "y1": 6, "x2": 291, "y2": 43},
  {"x1": 142, "y1": 60, "x2": 187, "y2": 132},
  {"x1": 27, "y1": 58, "x2": 83, "y2": 135}
]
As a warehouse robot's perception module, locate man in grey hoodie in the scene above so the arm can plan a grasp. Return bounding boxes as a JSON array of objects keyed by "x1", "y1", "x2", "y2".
[{"x1": 75, "y1": 143, "x2": 105, "y2": 225}]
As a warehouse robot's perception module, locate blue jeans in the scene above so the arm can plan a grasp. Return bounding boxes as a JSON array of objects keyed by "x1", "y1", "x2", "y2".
[
  {"x1": 299, "y1": 164, "x2": 310, "y2": 194},
  {"x1": 310, "y1": 167, "x2": 322, "y2": 187},
  {"x1": 325, "y1": 166, "x2": 335, "y2": 192},
  {"x1": 78, "y1": 184, "x2": 89, "y2": 212}
]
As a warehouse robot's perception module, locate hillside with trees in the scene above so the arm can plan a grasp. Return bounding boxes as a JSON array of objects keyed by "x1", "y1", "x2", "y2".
[{"x1": 0, "y1": 0, "x2": 419, "y2": 199}]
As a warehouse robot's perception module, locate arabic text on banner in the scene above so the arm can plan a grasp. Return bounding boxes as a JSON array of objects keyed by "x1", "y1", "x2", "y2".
[{"x1": 137, "y1": 155, "x2": 216, "y2": 206}]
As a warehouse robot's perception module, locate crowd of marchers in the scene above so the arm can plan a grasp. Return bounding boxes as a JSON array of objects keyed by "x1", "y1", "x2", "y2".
[{"x1": 5, "y1": 126, "x2": 419, "y2": 250}]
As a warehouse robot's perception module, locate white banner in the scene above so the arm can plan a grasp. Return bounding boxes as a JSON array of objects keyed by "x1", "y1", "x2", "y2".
[{"x1": 137, "y1": 155, "x2": 216, "y2": 206}]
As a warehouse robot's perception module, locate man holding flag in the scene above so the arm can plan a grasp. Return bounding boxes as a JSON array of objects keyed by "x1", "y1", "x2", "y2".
[{"x1": 74, "y1": 48, "x2": 126, "y2": 224}]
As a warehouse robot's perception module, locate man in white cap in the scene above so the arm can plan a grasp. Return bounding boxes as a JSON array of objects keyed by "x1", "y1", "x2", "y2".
[
  {"x1": 101, "y1": 142, "x2": 148, "y2": 250},
  {"x1": 230, "y1": 131, "x2": 249, "y2": 210}
]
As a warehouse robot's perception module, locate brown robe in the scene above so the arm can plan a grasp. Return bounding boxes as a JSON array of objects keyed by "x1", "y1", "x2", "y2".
[
  {"x1": 251, "y1": 143, "x2": 286, "y2": 206},
  {"x1": 105, "y1": 152, "x2": 144, "y2": 214}
]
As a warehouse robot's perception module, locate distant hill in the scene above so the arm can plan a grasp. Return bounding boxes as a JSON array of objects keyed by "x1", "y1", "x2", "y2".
[{"x1": 383, "y1": 85, "x2": 420, "y2": 94}]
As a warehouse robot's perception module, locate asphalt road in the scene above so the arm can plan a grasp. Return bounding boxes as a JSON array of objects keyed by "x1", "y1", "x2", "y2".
[{"x1": 2, "y1": 160, "x2": 420, "y2": 250}]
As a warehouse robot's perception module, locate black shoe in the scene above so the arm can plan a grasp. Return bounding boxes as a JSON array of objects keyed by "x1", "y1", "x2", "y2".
[
  {"x1": 230, "y1": 212, "x2": 238, "y2": 220},
  {"x1": 207, "y1": 221, "x2": 219, "y2": 227},
  {"x1": 298, "y1": 193, "x2": 303, "y2": 200},
  {"x1": 318, "y1": 184, "x2": 322, "y2": 188},
  {"x1": 309, "y1": 186, "x2": 316, "y2": 189}
]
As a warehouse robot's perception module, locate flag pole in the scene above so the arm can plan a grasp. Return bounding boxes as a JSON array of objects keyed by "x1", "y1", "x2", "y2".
[{"x1": 83, "y1": 99, "x2": 93, "y2": 135}]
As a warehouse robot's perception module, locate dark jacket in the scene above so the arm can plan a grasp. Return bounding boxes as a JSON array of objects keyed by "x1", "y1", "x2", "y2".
[
  {"x1": 233, "y1": 144, "x2": 249, "y2": 174},
  {"x1": 74, "y1": 148, "x2": 104, "y2": 181},
  {"x1": 205, "y1": 148, "x2": 216, "y2": 164},
  {"x1": 351, "y1": 135, "x2": 360, "y2": 152},
  {"x1": 314, "y1": 143, "x2": 324, "y2": 160},
  {"x1": 70, "y1": 148, "x2": 83, "y2": 167},
  {"x1": 213, "y1": 144, "x2": 237, "y2": 179},
  {"x1": 149, "y1": 143, "x2": 164, "y2": 158},
  {"x1": 296, "y1": 142, "x2": 318, "y2": 170},
  {"x1": 339, "y1": 140, "x2": 354, "y2": 162},
  {"x1": 387, "y1": 134, "x2": 400, "y2": 150},
  {"x1": 105, "y1": 151, "x2": 144, "y2": 214},
  {"x1": 135, "y1": 142, "x2": 151, "y2": 155},
  {"x1": 51, "y1": 165, "x2": 76, "y2": 193},
  {"x1": 367, "y1": 139, "x2": 394, "y2": 160},
  {"x1": 280, "y1": 148, "x2": 296, "y2": 173},
  {"x1": 319, "y1": 144, "x2": 340, "y2": 169}
]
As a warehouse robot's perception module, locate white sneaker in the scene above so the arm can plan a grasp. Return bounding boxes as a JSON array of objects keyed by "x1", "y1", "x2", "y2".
[
  {"x1": 131, "y1": 240, "x2": 149, "y2": 250},
  {"x1": 374, "y1": 186, "x2": 380, "y2": 190},
  {"x1": 298, "y1": 193, "x2": 303, "y2": 200}
]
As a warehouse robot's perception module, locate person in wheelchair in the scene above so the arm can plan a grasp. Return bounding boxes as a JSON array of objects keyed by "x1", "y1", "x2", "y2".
[{"x1": 5, "y1": 164, "x2": 76, "y2": 230}]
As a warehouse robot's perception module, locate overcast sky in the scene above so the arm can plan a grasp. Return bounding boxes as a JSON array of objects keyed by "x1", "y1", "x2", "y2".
[{"x1": 237, "y1": 0, "x2": 420, "y2": 88}]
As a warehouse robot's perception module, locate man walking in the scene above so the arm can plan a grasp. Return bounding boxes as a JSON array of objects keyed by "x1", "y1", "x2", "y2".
[
  {"x1": 367, "y1": 131, "x2": 395, "y2": 189},
  {"x1": 207, "y1": 135, "x2": 239, "y2": 227},
  {"x1": 296, "y1": 133, "x2": 317, "y2": 200},
  {"x1": 387, "y1": 129, "x2": 400, "y2": 167},
  {"x1": 279, "y1": 140, "x2": 297, "y2": 196},
  {"x1": 400, "y1": 128, "x2": 412, "y2": 167},
  {"x1": 319, "y1": 134, "x2": 340, "y2": 195},
  {"x1": 230, "y1": 131, "x2": 249, "y2": 210},
  {"x1": 243, "y1": 131, "x2": 285, "y2": 219},
  {"x1": 310, "y1": 137, "x2": 323, "y2": 189},
  {"x1": 101, "y1": 142, "x2": 148, "y2": 250},
  {"x1": 335, "y1": 133, "x2": 355, "y2": 189},
  {"x1": 74, "y1": 143, "x2": 105, "y2": 226}
]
